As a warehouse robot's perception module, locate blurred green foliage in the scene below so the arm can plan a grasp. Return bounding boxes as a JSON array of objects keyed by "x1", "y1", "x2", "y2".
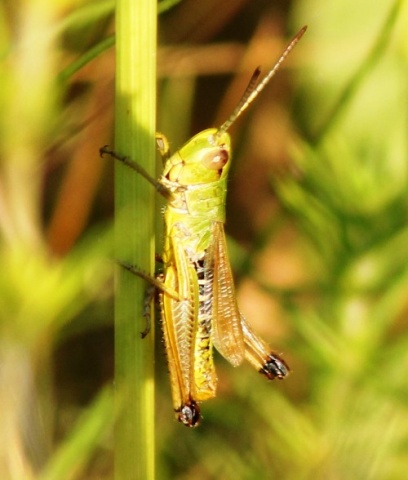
[
  {"x1": 0, "y1": 0, "x2": 114, "y2": 478},
  {"x1": 0, "y1": 0, "x2": 407, "y2": 478}
]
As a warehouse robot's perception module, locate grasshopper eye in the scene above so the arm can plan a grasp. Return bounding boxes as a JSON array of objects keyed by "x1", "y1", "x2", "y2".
[{"x1": 201, "y1": 148, "x2": 229, "y2": 171}]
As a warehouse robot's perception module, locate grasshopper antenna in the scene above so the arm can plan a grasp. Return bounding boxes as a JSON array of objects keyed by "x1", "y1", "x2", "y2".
[{"x1": 214, "y1": 25, "x2": 307, "y2": 140}]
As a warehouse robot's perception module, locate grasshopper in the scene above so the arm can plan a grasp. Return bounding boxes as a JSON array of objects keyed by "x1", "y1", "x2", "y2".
[{"x1": 102, "y1": 26, "x2": 306, "y2": 427}]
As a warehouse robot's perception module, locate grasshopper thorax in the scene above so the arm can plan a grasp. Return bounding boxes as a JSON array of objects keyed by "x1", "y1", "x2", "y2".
[{"x1": 162, "y1": 129, "x2": 232, "y2": 186}]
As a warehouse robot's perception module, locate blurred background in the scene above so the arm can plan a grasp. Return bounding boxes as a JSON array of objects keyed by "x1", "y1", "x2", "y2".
[{"x1": 1, "y1": 0, "x2": 408, "y2": 478}]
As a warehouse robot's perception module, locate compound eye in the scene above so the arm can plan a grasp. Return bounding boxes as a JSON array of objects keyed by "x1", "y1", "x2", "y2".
[{"x1": 201, "y1": 148, "x2": 229, "y2": 171}]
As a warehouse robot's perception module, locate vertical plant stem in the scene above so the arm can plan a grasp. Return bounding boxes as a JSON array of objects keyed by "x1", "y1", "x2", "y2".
[{"x1": 114, "y1": 0, "x2": 156, "y2": 479}]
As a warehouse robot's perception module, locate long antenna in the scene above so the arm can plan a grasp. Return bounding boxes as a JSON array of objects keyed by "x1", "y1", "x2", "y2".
[{"x1": 215, "y1": 25, "x2": 307, "y2": 139}]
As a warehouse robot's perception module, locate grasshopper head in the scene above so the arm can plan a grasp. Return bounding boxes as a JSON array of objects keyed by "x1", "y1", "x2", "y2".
[
  {"x1": 163, "y1": 26, "x2": 307, "y2": 188},
  {"x1": 163, "y1": 128, "x2": 232, "y2": 186}
]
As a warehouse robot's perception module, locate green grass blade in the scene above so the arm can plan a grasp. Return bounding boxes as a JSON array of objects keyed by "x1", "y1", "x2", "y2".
[
  {"x1": 39, "y1": 388, "x2": 113, "y2": 480},
  {"x1": 114, "y1": 0, "x2": 156, "y2": 478}
]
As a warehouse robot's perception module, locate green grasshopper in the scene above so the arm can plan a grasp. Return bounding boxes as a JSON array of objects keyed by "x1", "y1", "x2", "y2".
[{"x1": 102, "y1": 26, "x2": 306, "y2": 427}]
